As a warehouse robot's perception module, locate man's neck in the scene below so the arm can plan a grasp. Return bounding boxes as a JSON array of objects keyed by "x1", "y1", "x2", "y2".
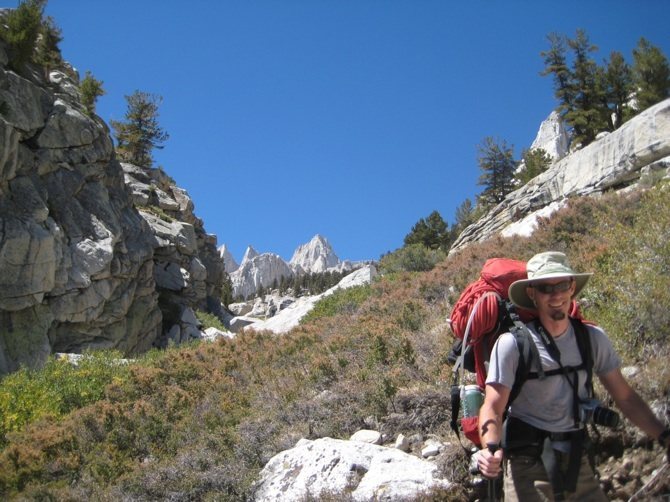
[{"x1": 538, "y1": 314, "x2": 570, "y2": 338}]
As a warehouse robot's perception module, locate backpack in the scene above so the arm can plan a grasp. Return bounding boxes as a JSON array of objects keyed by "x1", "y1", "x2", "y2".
[{"x1": 448, "y1": 258, "x2": 588, "y2": 448}]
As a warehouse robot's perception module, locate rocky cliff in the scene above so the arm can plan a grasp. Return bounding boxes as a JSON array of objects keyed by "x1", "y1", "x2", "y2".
[
  {"x1": 451, "y1": 98, "x2": 670, "y2": 253},
  {"x1": 0, "y1": 38, "x2": 222, "y2": 374}
]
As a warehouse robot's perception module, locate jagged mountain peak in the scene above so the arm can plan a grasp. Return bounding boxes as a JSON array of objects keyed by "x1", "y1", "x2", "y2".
[
  {"x1": 241, "y1": 245, "x2": 259, "y2": 264},
  {"x1": 218, "y1": 244, "x2": 240, "y2": 273},
  {"x1": 224, "y1": 235, "x2": 356, "y2": 299},
  {"x1": 290, "y1": 234, "x2": 339, "y2": 274}
]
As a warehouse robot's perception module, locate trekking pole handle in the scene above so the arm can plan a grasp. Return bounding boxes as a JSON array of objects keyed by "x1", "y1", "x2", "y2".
[{"x1": 486, "y1": 442, "x2": 501, "y2": 502}]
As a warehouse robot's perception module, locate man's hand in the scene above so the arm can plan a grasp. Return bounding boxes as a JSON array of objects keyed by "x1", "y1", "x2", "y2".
[{"x1": 477, "y1": 446, "x2": 503, "y2": 479}]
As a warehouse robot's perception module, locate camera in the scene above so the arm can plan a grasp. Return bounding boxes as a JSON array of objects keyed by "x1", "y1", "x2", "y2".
[{"x1": 579, "y1": 399, "x2": 620, "y2": 428}]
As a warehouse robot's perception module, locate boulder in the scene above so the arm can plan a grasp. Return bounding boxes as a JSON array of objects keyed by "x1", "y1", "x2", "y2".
[
  {"x1": 254, "y1": 437, "x2": 450, "y2": 501},
  {"x1": 350, "y1": 429, "x2": 382, "y2": 445}
]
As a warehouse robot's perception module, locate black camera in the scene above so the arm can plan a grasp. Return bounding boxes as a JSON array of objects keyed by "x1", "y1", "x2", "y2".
[{"x1": 579, "y1": 399, "x2": 620, "y2": 428}]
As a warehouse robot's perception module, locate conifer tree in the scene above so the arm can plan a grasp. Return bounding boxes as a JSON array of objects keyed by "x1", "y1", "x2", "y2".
[
  {"x1": 476, "y1": 137, "x2": 517, "y2": 206},
  {"x1": 564, "y1": 29, "x2": 607, "y2": 145},
  {"x1": 604, "y1": 51, "x2": 634, "y2": 128},
  {"x1": 542, "y1": 30, "x2": 611, "y2": 145},
  {"x1": 0, "y1": 0, "x2": 46, "y2": 69},
  {"x1": 221, "y1": 272, "x2": 233, "y2": 306},
  {"x1": 34, "y1": 10, "x2": 61, "y2": 68},
  {"x1": 404, "y1": 210, "x2": 451, "y2": 250},
  {"x1": 632, "y1": 37, "x2": 670, "y2": 111},
  {"x1": 541, "y1": 33, "x2": 573, "y2": 115},
  {"x1": 453, "y1": 198, "x2": 474, "y2": 233},
  {"x1": 516, "y1": 148, "x2": 552, "y2": 185},
  {"x1": 111, "y1": 91, "x2": 169, "y2": 168},
  {"x1": 80, "y1": 70, "x2": 105, "y2": 116}
]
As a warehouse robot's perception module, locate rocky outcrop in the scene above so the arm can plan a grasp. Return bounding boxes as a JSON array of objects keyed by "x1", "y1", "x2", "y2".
[
  {"x1": 529, "y1": 110, "x2": 569, "y2": 161},
  {"x1": 122, "y1": 163, "x2": 224, "y2": 346},
  {"x1": 254, "y1": 436, "x2": 451, "y2": 501},
  {"x1": 0, "y1": 58, "x2": 160, "y2": 374},
  {"x1": 451, "y1": 98, "x2": 670, "y2": 253},
  {"x1": 0, "y1": 36, "x2": 223, "y2": 374}
]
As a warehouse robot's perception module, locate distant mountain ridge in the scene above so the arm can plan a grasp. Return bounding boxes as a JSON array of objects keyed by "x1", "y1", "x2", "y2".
[{"x1": 219, "y1": 235, "x2": 359, "y2": 300}]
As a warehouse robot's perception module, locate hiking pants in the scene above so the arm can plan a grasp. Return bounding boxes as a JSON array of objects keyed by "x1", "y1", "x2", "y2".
[{"x1": 503, "y1": 452, "x2": 608, "y2": 502}]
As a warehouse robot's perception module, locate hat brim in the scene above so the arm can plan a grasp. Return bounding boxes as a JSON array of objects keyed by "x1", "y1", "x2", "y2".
[{"x1": 508, "y1": 273, "x2": 593, "y2": 310}]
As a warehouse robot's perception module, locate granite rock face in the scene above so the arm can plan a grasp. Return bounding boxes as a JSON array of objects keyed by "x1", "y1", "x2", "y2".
[
  {"x1": 0, "y1": 61, "x2": 160, "y2": 374},
  {"x1": 451, "y1": 98, "x2": 670, "y2": 253},
  {"x1": 122, "y1": 163, "x2": 224, "y2": 347},
  {"x1": 0, "y1": 39, "x2": 223, "y2": 374}
]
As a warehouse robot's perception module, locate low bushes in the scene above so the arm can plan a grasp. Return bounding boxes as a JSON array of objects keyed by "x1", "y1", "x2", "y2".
[{"x1": 0, "y1": 182, "x2": 668, "y2": 499}]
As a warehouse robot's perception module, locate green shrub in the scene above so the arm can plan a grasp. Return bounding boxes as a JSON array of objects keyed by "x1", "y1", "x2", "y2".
[
  {"x1": 586, "y1": 183, "x2": 670, "y2": 361},
  {"x1": 0, "y1": 0, "x2": 61, "y2": 70},
  {"x1": 33, "y1": 11, "x2": 61, "y2": 67},
  {"x1": 0, "y1": 350, "x2": 131, "y2": 446},
  {"x1": 301, "y1": 284, "x2": 371, "y2": 324},
  {"x1": 0, "y1": 0, "x2": 42, "y2": 68},
  {"x1": 379, "y1": 243, "x2": 446, "y2": 274},
  {"x1": 194, "y1": 309, "x2": 226, "y2": 332},
  {"x1": 0, "y1": 181, "x2": 668, "y2": 500}
]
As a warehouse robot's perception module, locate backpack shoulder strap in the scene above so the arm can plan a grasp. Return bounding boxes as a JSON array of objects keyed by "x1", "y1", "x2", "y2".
[
  {"x1": 506, "y1": 308, "x2": 544, "y2": 405},
  {"x1": 510, "y1": 317, "x2": 594, "y2": 406},
  {"x1": 570, "y1": 317, "x2": 594, "y2": 396}
]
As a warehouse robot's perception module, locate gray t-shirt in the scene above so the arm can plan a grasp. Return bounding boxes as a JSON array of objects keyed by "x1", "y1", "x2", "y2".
[{"x1": 486, "y1": 321, "x2": 621, "y2": 432}]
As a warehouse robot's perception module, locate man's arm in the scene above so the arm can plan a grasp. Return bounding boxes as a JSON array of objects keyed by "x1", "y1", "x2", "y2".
[
  {"x1": 599, "y1": 368, "x2": 666, "y2": 441},
  {"x1": 477, "y1": 382, "x2": 510, "y2": 478}
]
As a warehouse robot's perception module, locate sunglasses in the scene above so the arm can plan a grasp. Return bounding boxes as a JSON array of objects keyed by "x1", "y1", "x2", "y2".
[{"x1": 532, "y1": 279, "x2": 573, "y2": 294}]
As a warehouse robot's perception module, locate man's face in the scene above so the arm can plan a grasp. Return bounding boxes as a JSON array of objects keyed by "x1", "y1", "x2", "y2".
[{"x1": 526, "y1": 278, "x2": 576, "y2": 321}]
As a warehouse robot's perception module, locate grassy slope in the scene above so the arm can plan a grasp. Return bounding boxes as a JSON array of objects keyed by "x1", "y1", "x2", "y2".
[{"x1": 0, "y1": 183, "x2": 669, "y2": 500}]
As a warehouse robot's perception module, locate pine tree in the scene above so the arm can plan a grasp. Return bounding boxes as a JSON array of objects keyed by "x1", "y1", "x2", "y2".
[
  {"x1": 541, "y1": 33, "x2": 574, "y2": 115},
  {"x1": 477, "y1": 137, "x2": 517, "y2": 206},
  {"x1": 453, "y1": 198, "x2": 474, "y2": 233},
  {"x1": 34, "y1": 11, "x2": 61, "y2": 68},
  {"x1": 542, "y1": 30, "x2": 610, "y2": 146},
  {"x1": 0, "y1": 0, "x2": 45, "y2": 69},
  {"x1": 564, "y1": 29, "x2": 607, "y2": 145},
  {"x1": 80, "y1": 71, "x2": 105, "y2": 116},
  {"x1": 111, "y1": 91, "x2": 169, "y2": 168},
  {"x1": 516, "y1": 148, "x2": 552, "y2": 185},
  {"x1": 404, "y1": 210, "x2": 451, "y2": 250},
  {"x1": 604, "y1": 51, "x2": 634, "y2": 128},
  {"x1": 221, "y1": 272, "x2": 233, "y2": 306},
  {"x1": 632, "y1": 37, "x2": 670, "y2": 111}
]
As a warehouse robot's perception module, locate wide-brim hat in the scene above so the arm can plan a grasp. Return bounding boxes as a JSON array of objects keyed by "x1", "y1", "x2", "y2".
[{"x1": 508, "y1": 251, "x2": 593, "y2": 310}]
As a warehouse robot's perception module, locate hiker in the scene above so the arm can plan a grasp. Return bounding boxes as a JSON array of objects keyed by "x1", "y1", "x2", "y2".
[{"x1": 477, "y1": 251, "x2": 670, "y2": 501}]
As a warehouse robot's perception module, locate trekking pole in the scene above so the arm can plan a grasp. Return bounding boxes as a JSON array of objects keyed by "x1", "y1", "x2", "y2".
[{"x1": 486, "y1": 442, "x2": 500, "y2": 502}]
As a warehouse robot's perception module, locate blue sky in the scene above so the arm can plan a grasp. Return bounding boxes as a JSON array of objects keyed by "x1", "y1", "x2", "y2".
[{"x1": 43, "y1": 1, "x2": 670, "y2": 263}]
